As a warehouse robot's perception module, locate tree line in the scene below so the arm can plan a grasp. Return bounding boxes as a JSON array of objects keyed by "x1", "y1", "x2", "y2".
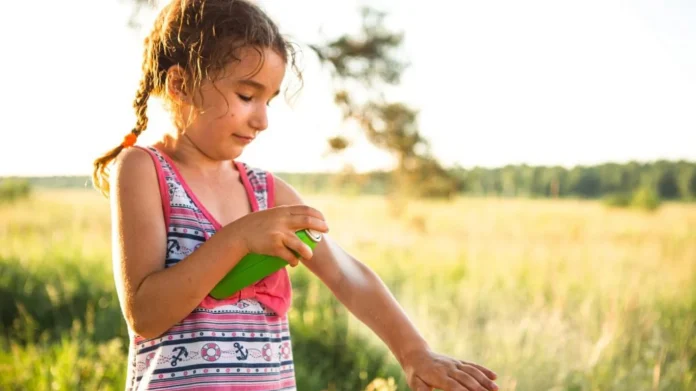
[
  {"x1": 451, "y1": 159, "x2": 695, "y2": 200},
  {"x1": 5, "y1": 159, "x2": 695, "y2": 202},
  {"x1": 284, "y1": 159, "x2": 696, "y2": 201}
]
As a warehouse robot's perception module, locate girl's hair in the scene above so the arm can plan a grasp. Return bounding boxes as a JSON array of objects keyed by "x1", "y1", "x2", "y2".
[{"x1": 93, "y1": 0, "x2": 299, "y2": 196}]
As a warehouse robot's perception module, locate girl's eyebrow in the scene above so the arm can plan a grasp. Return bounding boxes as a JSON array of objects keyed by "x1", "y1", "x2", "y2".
[{"x1": 236, "y1": 79, "x2": 280, "y2": 97}]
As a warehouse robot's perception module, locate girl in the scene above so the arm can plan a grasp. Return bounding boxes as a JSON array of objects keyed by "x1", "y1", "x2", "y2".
[{"x1": 94, "y1": 1, "x2": 498, "y2": 390}]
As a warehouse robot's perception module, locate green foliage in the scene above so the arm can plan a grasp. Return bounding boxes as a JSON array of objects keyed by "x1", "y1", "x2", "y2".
[
  {"x1": 603, "y1": 192, "x2": 632, "y2": 208},
  {"x1": 310, "y1": 7, "x2": 460, "y2": 200},
  {"x1": 309, "y1": 7, "x2": 406, "y2": 86},
  {"x1": 677, "y1": 165, "x2": 696, "y2": 201},
  {"x1": 451, "y1": 160, "x2": 696, "y2": 201},
  {"x1": 0, "y1": 179, "x2": 31, "y2": 203},
  {"x1": 0, "y1": 258, "x2": 128, "y2": 346},
  {"x1": 630, "y1": 187, "x2": 662, "y2": 211},
  {"x1": 604, "y1": 187, "x2": 662, "y2": 211},
  {"x1": 0, "y1": 327, "x2": 126, "y2": 391}
]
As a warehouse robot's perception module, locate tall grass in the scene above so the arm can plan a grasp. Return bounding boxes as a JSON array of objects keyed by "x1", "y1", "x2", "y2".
[{"x1": 1, "y1": 190, "x2": 695, "y2": 390}]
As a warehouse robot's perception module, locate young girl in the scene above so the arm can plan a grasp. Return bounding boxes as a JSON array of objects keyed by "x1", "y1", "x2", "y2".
[{"x1": 94, "y1": 1, "x2": 498, "y2": 390}]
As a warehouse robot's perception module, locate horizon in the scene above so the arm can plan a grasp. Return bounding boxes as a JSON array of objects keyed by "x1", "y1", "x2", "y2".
[{"x1": 3, "y1": 157, "x2": 694, "y2": 180}]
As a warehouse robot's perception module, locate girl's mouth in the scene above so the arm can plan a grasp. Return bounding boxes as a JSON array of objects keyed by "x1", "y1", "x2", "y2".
[{"x1": 233, "y1": 134, "x2": 254, "y2": 144}]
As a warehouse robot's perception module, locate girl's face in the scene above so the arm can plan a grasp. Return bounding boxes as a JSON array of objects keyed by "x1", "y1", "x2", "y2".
[{"x1": 183, "y1": 46, "x2": 286, "y2": 161}]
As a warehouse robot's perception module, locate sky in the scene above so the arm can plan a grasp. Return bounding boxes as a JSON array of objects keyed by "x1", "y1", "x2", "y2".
[{"x1": 1, "y1": 0, "x2": 694, "y2": 176}]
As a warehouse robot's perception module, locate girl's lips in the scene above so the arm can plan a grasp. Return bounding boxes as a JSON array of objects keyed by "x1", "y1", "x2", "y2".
[{"x1": 233, "y1": 134, "x2": 254, "y2": 144}]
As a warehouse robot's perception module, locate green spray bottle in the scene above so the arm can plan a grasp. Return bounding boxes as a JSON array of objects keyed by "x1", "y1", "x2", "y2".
[{"x1": 209, "y1": 229, "x2": 322, "y2": 299}]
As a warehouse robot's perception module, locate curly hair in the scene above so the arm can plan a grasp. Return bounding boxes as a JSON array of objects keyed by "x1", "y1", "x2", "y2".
[{"x1": 93, "y1": 0, "x2": 299, "y2": 196}]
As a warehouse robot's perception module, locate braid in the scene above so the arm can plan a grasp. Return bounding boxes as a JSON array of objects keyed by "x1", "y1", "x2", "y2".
[
  {"x1": 91, "y1": 17, "x2": 161, "y2": 197},
  {"x1": 132, "y1": 74, "x2": 153, "y2": 137},
  {"x1": 91, "y1": 74, "x2": 154, "y2": 197}
]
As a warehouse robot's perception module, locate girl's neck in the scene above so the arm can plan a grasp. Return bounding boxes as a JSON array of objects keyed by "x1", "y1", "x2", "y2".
[{"x1": 157, "y1": 133, "x2": 235, "y2": 178}]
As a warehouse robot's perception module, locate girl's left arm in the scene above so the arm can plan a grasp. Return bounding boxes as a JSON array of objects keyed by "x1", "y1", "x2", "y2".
[{"x1": 274, "y1": 177, "x2": 499, "y2": 391}]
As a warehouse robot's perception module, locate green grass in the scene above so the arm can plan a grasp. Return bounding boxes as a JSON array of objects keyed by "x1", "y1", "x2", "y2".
[{"x1": 1, "y1": 189, "x2": 695, "y2": 390}]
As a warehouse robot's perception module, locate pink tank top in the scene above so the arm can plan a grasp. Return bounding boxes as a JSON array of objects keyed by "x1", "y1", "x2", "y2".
[
  {"x1": 124, "y1": 146, "x2": 297, "y2": 391},
  {"x1": 140, "y1": 145, "x2": 292, "y2": 315}
]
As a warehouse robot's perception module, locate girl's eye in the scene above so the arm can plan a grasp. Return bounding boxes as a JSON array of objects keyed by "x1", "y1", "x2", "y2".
[{"x1": 237, "y1": 94, "x2": 252, "y2": 102}]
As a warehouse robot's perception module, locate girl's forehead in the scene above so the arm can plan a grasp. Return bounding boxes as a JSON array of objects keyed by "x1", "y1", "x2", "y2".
[{"x1": 218, "y1": 48, "x2": 286, "y2": 83}]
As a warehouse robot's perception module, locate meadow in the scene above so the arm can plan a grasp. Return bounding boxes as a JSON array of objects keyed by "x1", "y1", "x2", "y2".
[{"x1": 1, "y1": 188, "x2": 694, "y2": 390}]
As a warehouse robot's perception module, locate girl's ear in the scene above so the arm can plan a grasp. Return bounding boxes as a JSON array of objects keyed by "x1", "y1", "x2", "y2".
[{"x1": 165, "y1": 65, "x2": 191, "y2": 105}]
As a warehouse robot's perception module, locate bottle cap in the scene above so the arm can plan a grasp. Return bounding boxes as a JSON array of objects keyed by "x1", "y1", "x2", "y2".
[{"x1": 304, "y1": 229, "x2": 323, "y2": 242}]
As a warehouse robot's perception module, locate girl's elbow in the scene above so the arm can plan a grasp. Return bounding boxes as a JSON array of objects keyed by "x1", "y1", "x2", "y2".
[{"x1": 126, "y1": 308, "x2": 164, "y2": 340}]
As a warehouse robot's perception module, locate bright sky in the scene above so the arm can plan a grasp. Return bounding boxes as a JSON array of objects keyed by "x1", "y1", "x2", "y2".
[{"x1": 1, "y1": 0, "x2": 694, "y2": 176}]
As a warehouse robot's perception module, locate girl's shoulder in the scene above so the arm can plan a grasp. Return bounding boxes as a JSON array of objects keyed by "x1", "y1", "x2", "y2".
[
  {"x1": 108, "y1": 146, "x2": 166, "y2": 235},
  {"x1": 234, "y1": 161, "x2": 276, "y2": 209},
  {"x1": 110, "y1": 146, "x2": 160, "y2": 191},
  {"x1": 235, "y1": 161, "x2": 272, "y2": 178}
]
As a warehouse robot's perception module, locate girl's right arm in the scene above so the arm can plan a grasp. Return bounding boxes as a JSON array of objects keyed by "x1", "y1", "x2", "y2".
[{"x1": 110, "y1": 148, "x2": 327, "y2": 340}]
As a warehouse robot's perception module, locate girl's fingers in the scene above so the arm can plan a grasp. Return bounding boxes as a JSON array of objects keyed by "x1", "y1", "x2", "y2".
[
  {"x1": 419, "y1": 371, "x2": 466, "y2": 391},
  {"x1": 282, "y1": 234, "x2": 313, "y2": 263},
  {"x1": 460, "y1": 361, "x2": 497, "y2": 380},
  {"x1": 286, "y1": 205, "x2": 326, "y2": 223},
  {"x1": 448, "y1": 371, "x2": 485, "y2": 391},
  {"x1": 454, "y1": 363, "x2": 498, "y2": 391},
  {"x1": 274, "y1": 246, "x2": 301, "y2": 267},
  {"x1": 288, "y1": 215, "x2": 329, "y2": 233}
]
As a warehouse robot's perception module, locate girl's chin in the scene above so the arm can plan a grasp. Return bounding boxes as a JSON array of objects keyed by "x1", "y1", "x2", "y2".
[{"x1": 222, "y1": 145, "x2": 246, "y2": 160}]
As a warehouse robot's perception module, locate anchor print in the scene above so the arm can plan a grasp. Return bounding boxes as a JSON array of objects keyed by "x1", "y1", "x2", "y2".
[
  {"x1": 233, "y1": 342, "x2": 249, "y2": 361},
  {"x1": 170, "y1": 346, "x2": 188, "y2": 367},
  {"x1": 167, "y1": 239, "x2": 180, "y2": 256}
]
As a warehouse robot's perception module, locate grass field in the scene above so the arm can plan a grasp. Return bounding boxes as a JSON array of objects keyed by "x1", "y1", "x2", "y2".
[{"x1": 1, "y1": 189, "x2": 695, "y2": 390}]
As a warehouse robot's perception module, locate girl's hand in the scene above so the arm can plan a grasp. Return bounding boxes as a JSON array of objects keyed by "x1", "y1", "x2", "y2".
[
  {"x1": 232, "y1": 204, "x2": 329, "y2": 266},
  {"x1": 401, "y1": 349, "x2": 498, "y2": 391}
]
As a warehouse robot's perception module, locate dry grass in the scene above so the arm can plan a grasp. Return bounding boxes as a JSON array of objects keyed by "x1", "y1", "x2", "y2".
[{"x1": 1, "y1": 189, "x2": 695, "y2": 390}]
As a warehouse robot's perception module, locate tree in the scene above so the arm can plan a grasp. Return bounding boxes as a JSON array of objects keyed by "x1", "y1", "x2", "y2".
[
  {"x1": 568, "y1": 167, "x2": 601, "y2": 198},
  {"x1": 677, "y1": 163, "x2": 696, "y2": 200},
  {"x1": 309, "y1": 7, "x2": 458, "y2": 198},
  {"x1": 656, "y1": 167, "x2": 680, "y2": 199}
]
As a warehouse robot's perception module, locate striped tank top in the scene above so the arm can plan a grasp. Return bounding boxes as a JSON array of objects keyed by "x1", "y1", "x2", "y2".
[{"x1": 125, "y1": 146, "x2": 296, "y2": 390}]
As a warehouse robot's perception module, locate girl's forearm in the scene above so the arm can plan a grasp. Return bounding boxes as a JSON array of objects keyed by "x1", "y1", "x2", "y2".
[
  {"x1": 127, "y1": 225, "x2": 247, "y2": 339},
  {"x1": 329, "y1": 254, "x2": 431, "y2": 366}
]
